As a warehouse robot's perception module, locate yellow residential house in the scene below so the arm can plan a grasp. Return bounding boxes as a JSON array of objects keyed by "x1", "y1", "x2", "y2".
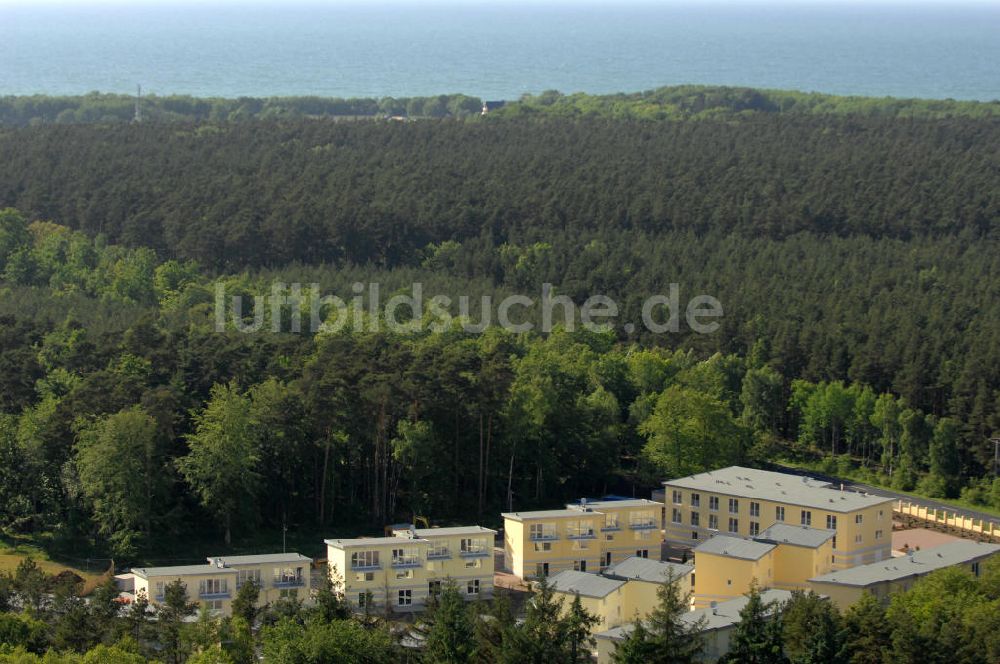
[
  {"x1": 594, "y1": 589, "x2": 794, "y2": 663},
  {"x1": 503, "y1": 501, "x2": 662, "y2": 580},
  {"x1": 663, "y1": 466, "x2": 894, "y2": 569},
  {"x1": 755, "y1": 524, "x2": 835, "y2": 591},
  {"x1": 326, "y1": 527, "x2": 496, "y2": 613},
  {"x1": 132, "y1": 562, "x2": 238, "y2": 616},
  {"x1": 390, "y1": 525, "x2": 496, "y2": 600},
  {"x1": 567, "y1": 499, "x2": 663, "y2": 569},
  {"x1": 691, "y1": 535, "x2": 776, "y2": 608},
  {"x1": 809, "y1": 540, "x2": 1000, "y2": 609},
  {"x1": 502, "y1": 509, "x2": 606, "y2": 579},
  {"x1": 548, "y1": 557, "x2": 695, "y2": 634},
  {"x1": 548, "y1": 570, "x2": 629, "y2": 631},
  {"x1": 603, "y1": 556, "x2": 695, "y2": 616},
  {"x1": 209, "y1": 553, "x2": 313, "y2": 606}
]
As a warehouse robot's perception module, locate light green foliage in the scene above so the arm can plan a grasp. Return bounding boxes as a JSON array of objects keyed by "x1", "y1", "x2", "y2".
[{"x1": 260, "y1": 618, "x2": 397, "y2": 663}]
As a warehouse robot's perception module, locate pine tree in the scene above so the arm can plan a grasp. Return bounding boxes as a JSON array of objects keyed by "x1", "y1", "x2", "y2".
[
  {"x1": 422, "y1": 581, "x2": 475, "y2": 664},
  {"x1": 840, "y1": 592, "x2": 890, "y2": 664},
  {"x1": 611, "y1": 571, "x2": 704, "y2": 664},
  {"x1": 721, "y1": 584, "x2": 788, "y2": 664},
  {"x1": 781, "y1": 590, "x2": 843, "y2": 664}
]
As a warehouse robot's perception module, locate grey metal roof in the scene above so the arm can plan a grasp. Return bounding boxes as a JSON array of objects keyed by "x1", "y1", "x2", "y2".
[
  {"x1": 694, "y1": 535, "x2": 775, "y2": 561},
  {"x1": 567, "y1": 499, "x2": 661, "y2": 510},
  {"x1": 502, "y1": 509, "x2": 603, "y2": 521},
  {"x1": 809, "y1": 541, "x2": 1000, "y2": 587},
  {"x1": 596, "y1": 589, "x2": 793, "y2": 641},
  {"x1": 603, "y1": 556, "x2": 694, "y2": 584},
  {"x1": 663, "y1": 466, "x2": 894, "y2": 513},
  {"x1": 756, "y1": 524, "x2": 836, "y2": 548},
  {"x1": 325, "y1": 537, "x2": 430, "y2": 548},
  {"x1": 210, "y1": 553, "x2": 312, "y2": 565},
  {"x1": 548, "y1": 570, "x2": 627, "y2": 599},
  {"x1": 132, "y1": 564, "x2": 236, "y2": 578}
]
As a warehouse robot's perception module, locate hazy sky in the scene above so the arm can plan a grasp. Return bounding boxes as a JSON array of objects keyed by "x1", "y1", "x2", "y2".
[{"x1": 2, "y1": 0, "x2": 995, "y2": 5}]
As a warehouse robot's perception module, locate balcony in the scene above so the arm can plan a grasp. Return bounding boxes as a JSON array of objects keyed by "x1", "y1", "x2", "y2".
[
  {"x1": 427, "y1": 550, "x2": 451, "y2": 560},
  {"x1": 351, "y1": 563, "x2": 382, "y2": 572},
  {"x1": 273, "y1": 578, "x2": 305, "y2": 588},
  {"x1": 459, "y1": 546, "x2": 490, "y2": 558},
  {"x1": 566, "y1": 530, "x2": 597, "y2": 540},
  {"x1": 199, "y1": 591, "x2": 232, "y2": 600},
  {"x1": 391, "y1": 557, "x2": 421, "y2": 569},
  {"x1": 529, "y1": 532, "x2": 559, "y2": 541},
  {"x1": 600, "y1": 524, "x2": 621, "y2": 532},
  {"x1": 628, "y1": 521, "x2": 657, "y2": 530}
]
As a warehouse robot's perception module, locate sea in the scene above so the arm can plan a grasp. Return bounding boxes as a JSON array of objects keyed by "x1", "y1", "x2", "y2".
[{"x1": 1, "y1": 1, "x2": 999, "y2": 101}]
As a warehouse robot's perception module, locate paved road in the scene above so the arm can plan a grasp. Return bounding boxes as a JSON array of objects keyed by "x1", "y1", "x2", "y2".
[{"x1": 773, "y1": 464, "x2": 1000, "y2": 527}]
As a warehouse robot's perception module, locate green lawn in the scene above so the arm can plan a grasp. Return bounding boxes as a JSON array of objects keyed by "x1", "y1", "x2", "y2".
[{"x1": 0, "y1": 538, "x2": 107, "y2": 592}]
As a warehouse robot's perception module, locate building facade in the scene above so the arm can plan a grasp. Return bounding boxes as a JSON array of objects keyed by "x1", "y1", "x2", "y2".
[
  {"x1": 326, "y1": 526, "x2": 495, "y2": 613},
  {"x1": 502, "y1": 500, "x2": 662, "y2": 580},
  {"x1": 663, "y1": 466, "x2": 894, "y2": 569}
]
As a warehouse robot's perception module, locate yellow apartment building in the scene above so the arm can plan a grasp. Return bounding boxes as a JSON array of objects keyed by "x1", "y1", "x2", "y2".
[
  {"x1": 131, "y1": 552, "x2": 314, "y2": 617},
  {"x1": 326, "y1": 527, "x2": 495, "y2": 613},
  {"x1": 691, "y1": 535, "x2": 776, "y2": 608},
  {"x1": 809, "y1": 540, "x2": 1000, "y2": 609},
  {"x1": 567, "y1": 499, "x2": 663, "y2": 569},
  {"x1": 594, "y1": 589, "x2": 794, "y2": 663},
  {"x1": 390, "y1": 525, "x2": 496, "y2": 600},
  {"x1": 548, "y1": 557, "x2": 695, "y2": 634},
  {"x1": 602, "y1": 556, "x2": 695, "y2": 616},
  {"x1": 549, "y1": 570, "x2": 629, "y2": 632},
  {"x1": 132, "y1": 562, "x2": 238, "y2": 616},
  {"x1": 210, "y1": 553, "x2": 312, "y2": 606},
  {"x1": 503, "y1": 501, "x2": 661, "y2": 580},
  {"x1": 756, "y1": 524, "x2": 835, "y2": 591},
  {"x1": 663, "y1": 466, "x2": 894, "y2": 569}
]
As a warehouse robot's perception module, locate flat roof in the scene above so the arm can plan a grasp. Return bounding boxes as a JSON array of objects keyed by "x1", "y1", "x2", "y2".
[
  {"x1": 209, "y1": 553, "x2": 312, "y2": 565},
  {"x1": 596, "y1": 589, "x2": 793, "y2": 641},
  {"x1": 567, "y1": 499, "x2": 661, "y2": 510},
  {"x1": 325, "y1": 537, "x2": 430, "y2": 548},
  {"x1": 396, "y1": 526, "x2": 497, "y2": 538},
  {"x1": 603, "y1": 556, "x2": 694, "y2": 584},
  {"x1": 694, "y1": 535, "x2": 775, "y2": 561},
  {"x1": 663, "y1": 466, "x2": 894, "y2": 513},
  {"x1": 132, "y1": 564, "x2": 236, "y2": 578},
  {"x1": 809, "y1": 541, "x2": 1000, "y2": 587},
  {"x1": 757, "y1": 524, "x2": 836, "y2": 549},
  {"x1": 548, "y1": 570, "x2": 626, "y2": 599},
  {"x1": 501, "y1": 509, "x2": 603, "y2": 521}
]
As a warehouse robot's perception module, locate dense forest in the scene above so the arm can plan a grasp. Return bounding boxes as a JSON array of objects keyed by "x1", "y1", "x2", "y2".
[
  {"x1": 0, "y1": 88, "x2": 998, "y2": 566},
  {"x1": 1, "y1": 553, "x2": 999, "y2": 663}
]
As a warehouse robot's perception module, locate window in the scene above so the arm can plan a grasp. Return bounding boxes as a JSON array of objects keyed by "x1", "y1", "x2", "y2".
[
  {"x1": 709, "y1": 496, "x2": 719, "y2": 511},
  {"x1": 534, "y1": 542, "x2": 552, "y2": 552},
  {"x1": 462, "y1": 538, "x2": 488, "y2": 554},
  {"x1": 574, "y1": 560, "x2": 587, "y2": 572},
  {"x1": 635, "y1": 529, "x2": 651, "y2": 541},
  {"x1": 728, "y1": 518, "x2": 739, "y2": 533},
  {"x1": 358, "y1": 593, "x2": 367, "y2": 607},
  {"x1": 535, "y1": 563, "x2": 549, "y2": 577},
  {"x1": 672, "y1": 490, "x2": 683, "y2": 504},
  {"x1": 605, "y1": 514, "x2": 619, "y2": 529},
  {"x1": 855, "y1": 514, "x2": 864, "y2": 525},
  {"x1": 397, "y1": 590, "x2": 412, "y2": 606},
  {"x1": 199, "y1": 579, "x2": 228, "y2": 596},
  {"x1": 572, "y1": 538, "x2": 589, "y2": 550},
  {"x1": 690, "y1": 512, "x2": 700, "y2": 527},
  {"x1": 801, "y1": 510, "x2": 812, "y2": 526},
  {"x1": 465, "y1": 559, "x2": 482, "y2": 568},
  {"x1": 875, "y1": 530, "x2": 883, "y2": 540},
  {"x1": 236, "y1": 569, "x2": 261, "y2": 588},
  {"x1": 749, "y1": 521, "x2": 760, "y2": 537},
  {"x1": 392, "y1": 548, "x2": 419, "y2": 566},
  {"x1": 467, "y1": 579, "x2": 480, "y2": 595},
  {"x1": 429, "y1": 580, "x2": 442, "y2": 596},
  {"x1": 709, "y1": 514, "x2": 719, "y2": 530},
  {"x1": 878, "y1": 510, "x2": 884, "y2": 520},
  {"x1": 973, "y1": 562, "x2": 981, "y2": 577},
  {"x1": 351, "y1": 550, "x2": 380, "y2": 569},
  {"x1": 691, "y1": 493, "x2": 701, "y2": 507},
  {"x1": 275, "y1": 567, "x2": 303, "y2": 585},
  {"x1": 750, "y1": 501, "x2": 760, "y2": 517},
  {"x1": 279, "y1": 588, "x2": 298, "y2": 599},
  {"x1": 728, "y1": 498, "x2": 739, "y2": 514},
  {"x1": 672, "y1": 508, "x2": 682, "y2": 524},
  {"x1": 155, "y1": 582, "x2": 164, "y2": 598},
  {"x1": 692, "y1": 531, "x2": 699, "y2": 540},
  {"x1": 775, "y1": 506, "x2": 785, "y2": 522},
  {"x1": 204, "y1": 599, "x2": 223, "y2": 611},
  {"x1": 832, "y1": 536, "x2": 837, "y2": 548},
  {"x1": 529, "y1": 523, "x2": 555, "y2": 540},
  {"x1": 396, "y1": 569, "x2": 413, "y2": 580},
  {"x1": 855, "y1": 534, "x2": 863, "y2": 544},
  {"x1": 604, "y1": 552, "x2": 612, "y2": 567},
  {"x1": 636, "y1": 549, "x2": 649, "y2": 558},
  {"x1": 826, "y1": 515, "x2": 837, "y2": 530},
  {"x1": 428, "y1": 544, "x2": 449, "y2": 558},
  {"x1": 355, "y1": 572, "x2": 375, "y2": 582}
]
